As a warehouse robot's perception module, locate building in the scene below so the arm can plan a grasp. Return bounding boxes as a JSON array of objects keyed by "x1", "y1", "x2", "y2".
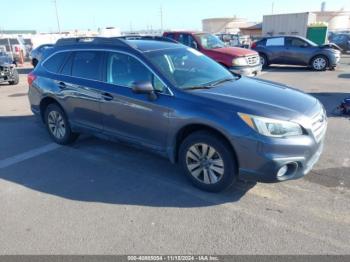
[
  {"x1": 262, "y1": 10, "x2": 350, "y2": 37},
  {"x1": 314, "y1": 11, "x2": 350, "y2": 31},
  {"x1": 262, "y1": 12, "x2": 317, "y2": 37},
  {"x1": 240, "y1": 23, "x2": 262, "y2": 38},
  {"x1": 202, "y1": 17, "x2": 254, "y2": 34}
]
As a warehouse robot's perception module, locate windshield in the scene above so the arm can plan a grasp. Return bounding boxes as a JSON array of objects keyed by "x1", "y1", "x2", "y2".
[
  {"x1": 145, "y1": 47, "x2": 234, "y2": 89},
  {"x1": 302, "y1": 37, "x2": 318, "y2": 47},
  {"x1": 0, "y1": 54, "x2": 11, "y2": 64},
  {"x1": 195, "y1": 34, "x2": 225, "y2": 49}
]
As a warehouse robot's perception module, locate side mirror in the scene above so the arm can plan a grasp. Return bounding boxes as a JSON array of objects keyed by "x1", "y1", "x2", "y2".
[{"x1": 131, "y1": 81, "x2": 157, "y2": 100}]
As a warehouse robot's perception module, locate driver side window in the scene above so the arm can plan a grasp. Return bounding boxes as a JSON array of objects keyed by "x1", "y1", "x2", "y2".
[
  {"x1": 287, "y1": 37, "x2": 308, "y2": 47},
  {"x1": 107, "y1": 52, "x2": 166, "y2": 92}
]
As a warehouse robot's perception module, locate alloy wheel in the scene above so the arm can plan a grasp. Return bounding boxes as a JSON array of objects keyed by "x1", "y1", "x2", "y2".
[
  {"x1": 47, "y1": 111, "x2": 66, "y2": 139},
  {"x1": 313, "y1": 57, "x2": 327, "y2": 70},
  {"x1": 186, "y1": 143, "x2": 225, "y2": 185}
]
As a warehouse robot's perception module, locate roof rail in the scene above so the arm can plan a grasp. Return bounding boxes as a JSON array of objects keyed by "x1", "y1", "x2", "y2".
[
  {"x1": 55, "y1": 37, "x2": 130, "y2": 48},
  {"x1": 116, "y1": 35, "x2": 178, "y2": 44}
]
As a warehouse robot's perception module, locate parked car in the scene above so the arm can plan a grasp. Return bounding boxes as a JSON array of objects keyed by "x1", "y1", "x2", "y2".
[
  {"x1": 163, "y1": 31, "x2": 262, "y2": 76},
  {"x1": 329, "y1": 33, "x2": 350, "y2": 53},
  {"x1": 252, "y1": 35, "x2": 341, "y2": 71},
  {"x1": 0, "y1": 37, "x2": 27, "y2": 61},
  {"x1": 216, "y1": 33, "x2": 251, "y2": 48},
  {"x1": 28, "y1": 37, "x2": 327, "y2": 192},
  {"x1": 0, "y1": 52, "x2": 19, "y2": 85},
  {"x1": 30, "y1": 44, "x2": 54, "y2": 67}
]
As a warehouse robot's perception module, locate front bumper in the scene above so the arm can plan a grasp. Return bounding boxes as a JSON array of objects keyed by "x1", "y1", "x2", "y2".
[
  {"x1": 0, "y1": 69, "x2": 14, "y2": 83},
  {"x1": 229, "y1": 64, "x2": 262, "y2": 76},
  {"x1": 232, "y1": 133, "x2": 326, "y2": 183}
]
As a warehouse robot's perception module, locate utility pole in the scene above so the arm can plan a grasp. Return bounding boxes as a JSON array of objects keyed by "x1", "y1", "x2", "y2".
[
  {"x1": 160, "y1": 5, "x2": 164, "y2": 33},
  {"x1": 53, "y1": 0, "x2": 61, "y2": 33},
  {"x1": 271, "y1": 1, "x2": 275, "y2": 14}
]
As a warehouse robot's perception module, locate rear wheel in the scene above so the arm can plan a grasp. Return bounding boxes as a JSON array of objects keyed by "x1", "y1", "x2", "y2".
[
  {"x1": 311, "y1": 55, "x2": 328, "y2": 71},
  {"x1": 45, "y1": 103, "x2": 79, "y2": 145},
  {"x1": 179, "y1": 131, "x2": 237, "y2": 192},
  {"x1": 8, "y1": 69, "x2": 19, "y2": 85}
]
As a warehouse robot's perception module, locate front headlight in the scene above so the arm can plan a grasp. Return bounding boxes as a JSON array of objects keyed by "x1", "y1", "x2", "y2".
[
  {"x1": 238, "y1": 113, "x2": 303, "y2": 137},
  {"x1": 232, "y1": 57, "x2": 248, "y2": 66}
]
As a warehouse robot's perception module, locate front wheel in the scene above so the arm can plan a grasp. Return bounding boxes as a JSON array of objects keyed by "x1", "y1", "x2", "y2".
[
  {"x1": 8, "y1": 69, "x2": 19, "y2": 85},
  {"x1": 179, "y1": 131, "x2": 237, "y2": 192},
  {"x1": 311, "y1": 55, "x2": 328, "y2": 71},
  {"x1": 45, "y1": 103, "x2": 79, "y2": 145},
  {"x1": 259, "y1": 54, "x2": 269, "y2": 68}
]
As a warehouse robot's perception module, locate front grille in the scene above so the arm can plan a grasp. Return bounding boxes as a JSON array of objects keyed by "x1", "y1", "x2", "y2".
[
  {"x1": 311, "y1": 110, "x2": 327, "y2": 143},
  {"x1": 0, "y1": 66, "x2": 10, "y2": 74},
  {"x1": 246, "y1": 55, "x2": 260, "y2": 66}
]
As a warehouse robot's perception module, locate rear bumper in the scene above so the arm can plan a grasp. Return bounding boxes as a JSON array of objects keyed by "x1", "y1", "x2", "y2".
[{"x1": 229, "y1": 64, "x2": 262, "y2": 76}]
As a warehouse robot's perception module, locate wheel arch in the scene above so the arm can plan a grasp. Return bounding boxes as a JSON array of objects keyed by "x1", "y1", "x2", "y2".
[
  {"x1": 309, "y1": 54, "x2": 329, "y2": 66},
  {"x1": 172, "y1": 123, "x2": 239, "y2": 168},
  {"x1": 39, "y1": 96, "x2": 65, "y2": 123}
]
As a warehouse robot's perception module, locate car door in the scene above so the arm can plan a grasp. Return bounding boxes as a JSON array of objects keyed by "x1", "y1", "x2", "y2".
[
  {"x1": 57, "y1": 50, "x2": 105, "y2": 131},
  {"x1": 99, "y1": 51, "x2": 171, "y2": 152},
  {"x1": 264, "y1": 37, "x2": 286, "y2": 64},
  {"x1": 284, "y1": 37, "x2": 312, "y2": 65}
]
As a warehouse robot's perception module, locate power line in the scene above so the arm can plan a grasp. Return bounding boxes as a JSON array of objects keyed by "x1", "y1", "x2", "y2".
[{"x1": 53, "y1": 0, "x2": 61, "y2": 33}]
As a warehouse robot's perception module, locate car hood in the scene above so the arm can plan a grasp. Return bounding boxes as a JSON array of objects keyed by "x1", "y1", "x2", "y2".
[
  {"x1": 210, "y1": 46, "x2": 258, "y2": 57},
  {"x1": 191, "y1": 77, "x2": 319, "y2": 120}
]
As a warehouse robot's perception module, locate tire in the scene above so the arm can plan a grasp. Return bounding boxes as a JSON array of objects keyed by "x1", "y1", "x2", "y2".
[
  {"x1": 259, "y1": 54, "x2": 269, "y2": 68},
  {"x1": 32, "y1": 59, "x2": 38, "y2": 68},
  {"x1": 44, "y1": 103, "x2": 79, "y2": 145},
  {"x1": 311, "y1": 55, "x2": 328, "y2": 71},
  {"x1": 8, "y1": 69, "x2": 19, "y2": 85},
  {"x1": 179, "y1": 131, "x2": 237, "y2": 192}
]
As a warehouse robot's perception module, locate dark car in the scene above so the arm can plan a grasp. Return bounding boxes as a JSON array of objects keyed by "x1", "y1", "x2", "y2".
[
  {"x1": 252, "y1": 36, "x2": 341, "y2": 71},
  {"x1": 30, "y1": 44, "x2": 54, "y2": 67},
  {"x1": 329, "y1": 33, "x2": 350, "y2": 53},
  {"x1": 28, "y1": 37, "x2": 327, "y2": 192},
  {"x1": 163, "y1": 31, "x2": 262, "y2": 76},
  {"x1": 0, "y1": 52, "x2": 19, "y2": 85}
]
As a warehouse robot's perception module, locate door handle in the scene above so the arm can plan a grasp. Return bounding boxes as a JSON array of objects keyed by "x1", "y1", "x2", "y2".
[
  {"x1": 57, "y1": 81, "x2": 66, "y2": 89},
  {"x1": 101, "y1": 92, "x2": 113, "y2": 101}
]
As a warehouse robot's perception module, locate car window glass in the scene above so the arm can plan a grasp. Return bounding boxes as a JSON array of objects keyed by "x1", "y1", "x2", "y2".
[
  {"x1": 107, "y1": 52, "x2": 166, "y2": 92},
  {"x1": 287, "y1": 38, "x2": 308, "y2": 47},
  {"x1": 166, "y1": 34, "x2": 175, "y2": 40},
  {"x1": 44, "y1": 52, "x2": 70, "y2": 74},
  {"x1": 266, "y1": 37, "x2": 285, "y2": 46},
  {"x1": 71, "y1": 51, "x2": 103, "y2": 81},
  {"x1": 60, "y1": 54, "x2": 73, "y2": 75},
  {"x1": 178, "y1": 34, "x2": 198, "y2": 49}
]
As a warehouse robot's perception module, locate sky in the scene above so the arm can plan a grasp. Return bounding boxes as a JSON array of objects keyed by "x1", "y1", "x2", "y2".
[{"x1": 1, "y1": 0, "x2": 349, "y2": 32}]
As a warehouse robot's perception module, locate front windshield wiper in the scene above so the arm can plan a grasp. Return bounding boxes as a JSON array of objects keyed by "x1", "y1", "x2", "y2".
[
  {"x1": 183, "y1": 77, "x2": 239, "y2": 91},
  {"x1": 182, "y1": 86, "x2": 213, "y2": 91},
  {"x1": 205, "y1": 77, "x2": 237, "y2": 87}
]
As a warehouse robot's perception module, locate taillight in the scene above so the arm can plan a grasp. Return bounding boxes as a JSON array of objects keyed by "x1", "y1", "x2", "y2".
[
  {"x1": 251, "y1": 42, "x2": 257, "y2": 49},
  {"x1": 27, "y1": 72, "x2": 37, "y2": 86}
]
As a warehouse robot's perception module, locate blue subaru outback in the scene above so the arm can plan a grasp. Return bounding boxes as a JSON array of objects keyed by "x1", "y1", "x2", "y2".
[{"x1": 28, "y1": 37, "x2": 327, "y2": 192}]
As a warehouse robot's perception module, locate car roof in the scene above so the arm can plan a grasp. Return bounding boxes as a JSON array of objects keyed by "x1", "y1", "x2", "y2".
[{"x1": 127, "y1": 40, "x2": 182, "y2": 52}]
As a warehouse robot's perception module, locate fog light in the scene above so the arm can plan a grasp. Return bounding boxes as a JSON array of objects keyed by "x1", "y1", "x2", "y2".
[{"x1": 277, "y1": 165, "x2": 288, "y2": 178}]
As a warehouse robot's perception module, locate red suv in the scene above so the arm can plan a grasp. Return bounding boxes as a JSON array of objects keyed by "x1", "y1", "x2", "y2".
[{"x1": 163, "y1": 31, "x2": 262, "y2": 76}]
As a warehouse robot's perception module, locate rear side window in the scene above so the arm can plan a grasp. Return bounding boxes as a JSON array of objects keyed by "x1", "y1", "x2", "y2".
[
  {"x1": 266, "y1": 37, "x2": 285, "y2": 46},
  {"x1": 43, "y1": 52, "x2": 70, "y2": 74},
  {"x1": 165, "y1": 33, "x2": 175, "y2": 40},
  {"x1": 71, "y1": 51, "x2": 104, "y2": 81}
]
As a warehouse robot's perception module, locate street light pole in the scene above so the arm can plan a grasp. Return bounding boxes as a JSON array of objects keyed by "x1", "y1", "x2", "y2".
[
  {"x1": 53, "y1": 0, "x2": 61, "y2": 33},
  {"x1": 160, "y1": 5, "x2": 164, "y2": 33}
]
